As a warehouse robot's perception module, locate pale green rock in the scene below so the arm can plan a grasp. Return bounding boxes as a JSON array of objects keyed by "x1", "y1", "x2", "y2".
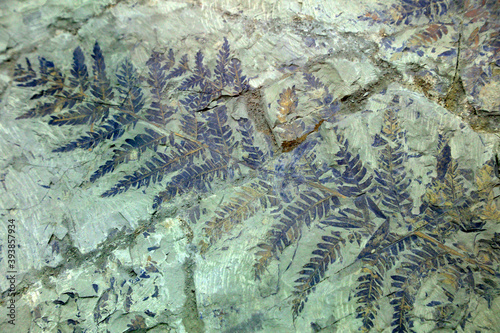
[{"x1": 0, "y1": 0, "x2": 499, "y2": 332}]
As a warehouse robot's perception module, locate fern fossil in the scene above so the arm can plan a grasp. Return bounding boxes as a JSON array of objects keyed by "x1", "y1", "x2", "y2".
[
  {"x1": 15, "y1": 39, "x2": 260, "y2": 209},
  {"x1": 14, "y1": 38, "x2": 500, "y2": 332}
]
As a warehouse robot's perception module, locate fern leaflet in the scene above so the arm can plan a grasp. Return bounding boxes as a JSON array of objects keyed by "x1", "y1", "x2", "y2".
[
  {"x1": 372, "y1": 107, "x2": 413, "y2": 221},
  {"x1": 199, "y1": 180, "x2": 280, "y2": 254},
  {"x1": 292, "y1": 231, "x2": 345, "y2": 319},
  {"x1": 255, "y1": 186, "x2": 341, "y2": 279}
]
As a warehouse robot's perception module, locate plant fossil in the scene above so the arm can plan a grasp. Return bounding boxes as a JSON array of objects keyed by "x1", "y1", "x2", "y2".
[{"x1": 14, "y1": 36, "x2": 500, "y2": 332}]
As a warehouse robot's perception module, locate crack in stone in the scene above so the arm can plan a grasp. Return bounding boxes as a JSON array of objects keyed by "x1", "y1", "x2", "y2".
[{"x1": 2, "y1": 215, "x2": 158, "y2": 300}]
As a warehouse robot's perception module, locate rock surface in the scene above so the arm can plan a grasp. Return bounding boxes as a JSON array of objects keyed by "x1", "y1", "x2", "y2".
[{"x1": 0, "y1": 0, "x2": 499, "y2": 332}]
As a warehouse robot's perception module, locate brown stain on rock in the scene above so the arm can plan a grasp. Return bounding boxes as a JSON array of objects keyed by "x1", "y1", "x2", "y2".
[
  {"x1": 444, "y1": 76, "x2": 500, "y2": 133},
  {"x1": 281, "y1": 119, "x2": 324, "y2": 153}
]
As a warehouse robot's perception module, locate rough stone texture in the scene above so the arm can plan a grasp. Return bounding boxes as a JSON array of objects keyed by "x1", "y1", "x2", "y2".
[{"x1": 0, "y1": 0, "x2": 499, "y2": 332}]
